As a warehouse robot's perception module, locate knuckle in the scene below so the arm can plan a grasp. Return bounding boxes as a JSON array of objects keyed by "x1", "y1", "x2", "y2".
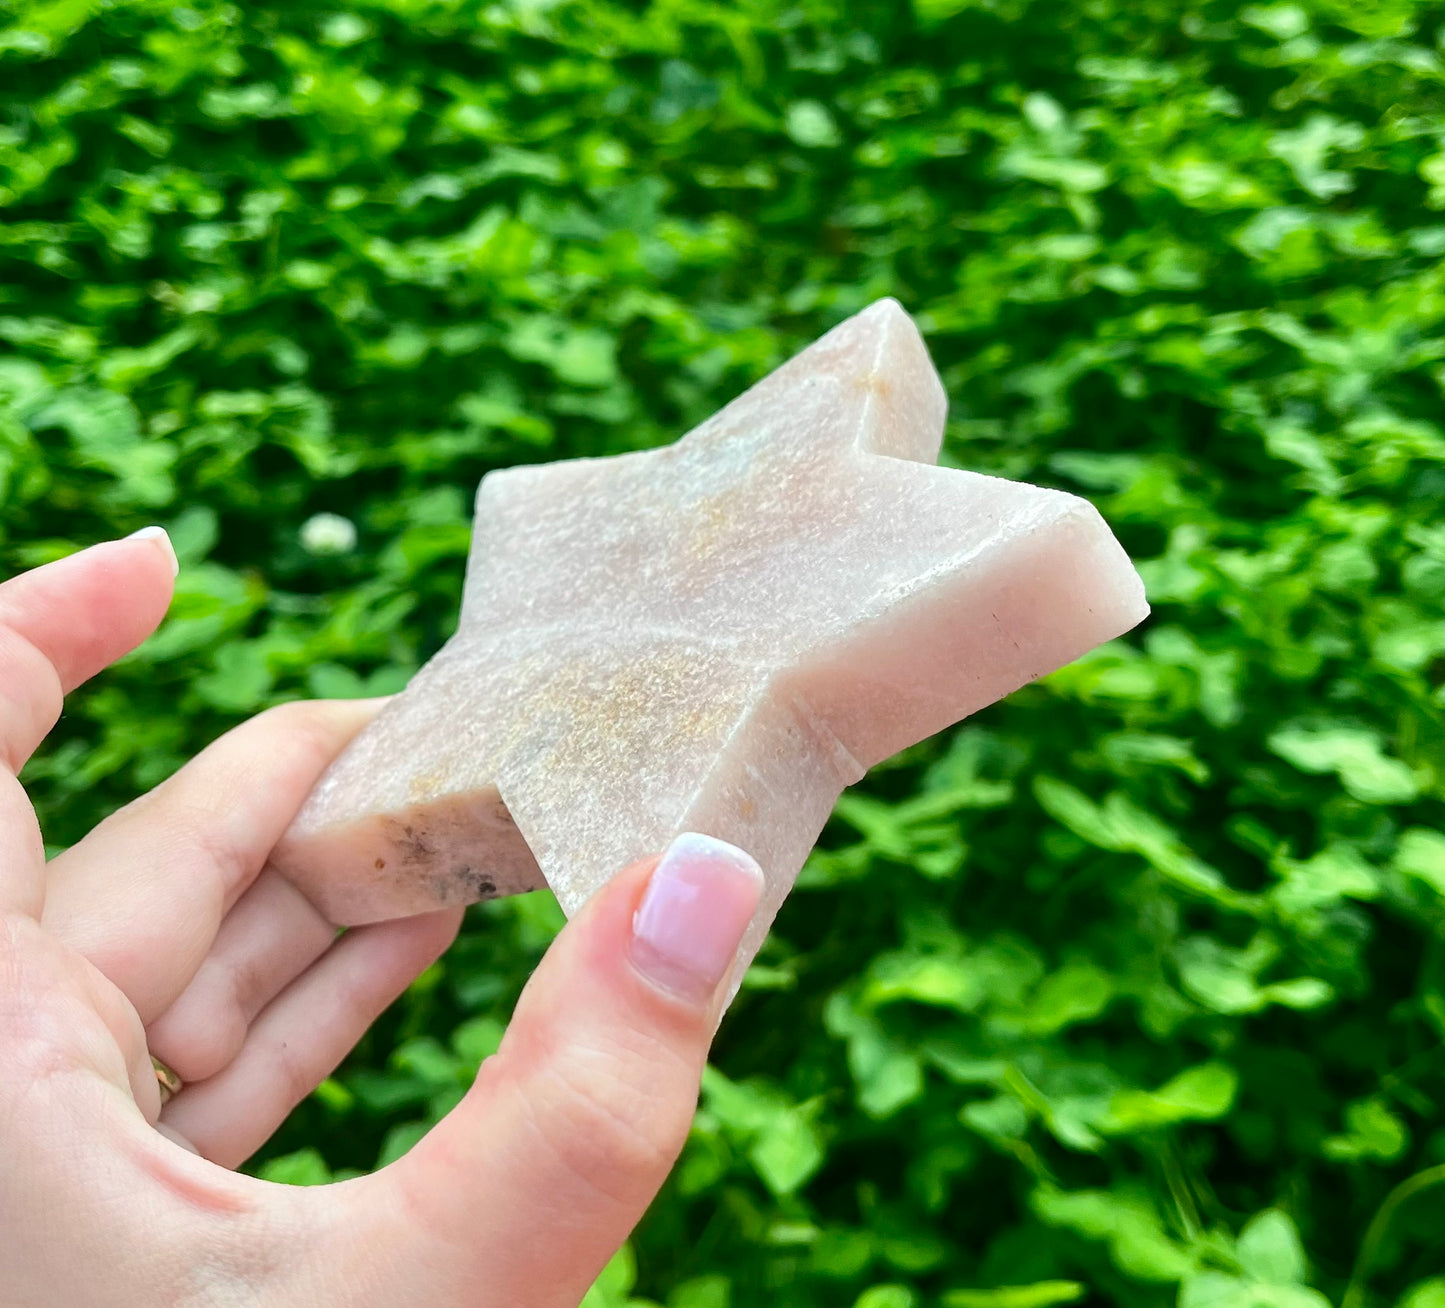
[
  {"x1": 222, "y1": 948, "x2": 270, "y2": 1025},
  {"x1": 150, "y1": 985, "x2": 247, "y2": 1084},
  {"x1": 253, "y1": 698, "x2": 373, "y2": 767},
  {"x1": 180, "y1": 818, "x2": 249, "y2": 915},
  {"x1": 518, "y1": 1030, "x2": 699, "y2": 1208},
  {"x1": 0, "y1": 625, "x2": 62, "y2": 769}
]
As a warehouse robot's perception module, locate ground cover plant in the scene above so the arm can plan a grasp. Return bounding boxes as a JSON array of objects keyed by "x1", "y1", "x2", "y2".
[{"x1": 3, "y1": 0, "x2": 1444, "y2": 1303}]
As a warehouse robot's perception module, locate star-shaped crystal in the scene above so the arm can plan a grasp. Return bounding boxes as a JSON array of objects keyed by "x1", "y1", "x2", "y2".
[{"x1": 275, "y1": 300, "x2": 1147, "y2": 974}]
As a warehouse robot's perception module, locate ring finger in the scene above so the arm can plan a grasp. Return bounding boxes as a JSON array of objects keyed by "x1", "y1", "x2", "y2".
[{"x1": 145, "y1": 868, "x2": 337, "y2": 1084}]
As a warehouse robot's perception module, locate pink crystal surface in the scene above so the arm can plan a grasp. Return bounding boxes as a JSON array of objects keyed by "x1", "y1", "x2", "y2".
[{"x1": 273, "y1": 299, "x2": 1149, "y2": 980}]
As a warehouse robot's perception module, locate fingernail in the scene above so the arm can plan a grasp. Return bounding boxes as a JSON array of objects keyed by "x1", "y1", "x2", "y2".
[
  {"x1": 631, "y1": 833, "x2": 764, "y2": 1005},
  {"x1": 126, "y1": 525, "x2": 179, "y2": 577}
]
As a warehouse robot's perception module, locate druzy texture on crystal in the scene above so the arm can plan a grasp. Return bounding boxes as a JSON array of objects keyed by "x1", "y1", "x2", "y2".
[{"x1": 274, "y1": 299, "x2": 1149, "y2": 980}]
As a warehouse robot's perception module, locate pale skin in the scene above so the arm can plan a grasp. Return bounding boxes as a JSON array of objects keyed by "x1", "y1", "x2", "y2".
[{"x1": 2, "y1": 532, "x2": 764, "y2": 1307}]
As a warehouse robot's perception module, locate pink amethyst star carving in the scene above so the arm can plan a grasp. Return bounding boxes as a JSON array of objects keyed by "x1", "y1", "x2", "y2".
[{"x1": 274, "y1": 299, "x2": 1148, "y2": 977}]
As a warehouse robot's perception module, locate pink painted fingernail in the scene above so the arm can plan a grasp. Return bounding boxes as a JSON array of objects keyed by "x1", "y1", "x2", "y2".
[
  {"x1": 126, "y1": 525, "x2": 179, "y2": 577},
  {"x1": 631, "y1": 833, "x2": 764, "y2": 1005}
]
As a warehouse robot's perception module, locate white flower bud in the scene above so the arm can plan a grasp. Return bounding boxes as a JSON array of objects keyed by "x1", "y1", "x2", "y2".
[{"x1": 300, "y1": 512, "x2": 358, "y2": 556}]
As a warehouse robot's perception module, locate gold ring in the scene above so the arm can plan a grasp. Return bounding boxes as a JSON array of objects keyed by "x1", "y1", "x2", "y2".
[{"x1": 151, "y1": 1055, "x2": 183, "y2": 1105}]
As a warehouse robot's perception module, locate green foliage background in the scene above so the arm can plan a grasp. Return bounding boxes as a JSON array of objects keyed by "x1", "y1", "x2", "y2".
[{"x1": 4, "y1": 0, "x2": 1445, "y2": 1303}]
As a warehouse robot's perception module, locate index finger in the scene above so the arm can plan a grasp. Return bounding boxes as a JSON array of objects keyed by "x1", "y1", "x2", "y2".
[{"x1": 0, "y1": 530, "x2": 176, "y2": 916}]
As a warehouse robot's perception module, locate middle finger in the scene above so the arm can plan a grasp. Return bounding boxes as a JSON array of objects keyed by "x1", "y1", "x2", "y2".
[{"x1": 42, "y1": 699, "x2": 381, "y2": 1022}]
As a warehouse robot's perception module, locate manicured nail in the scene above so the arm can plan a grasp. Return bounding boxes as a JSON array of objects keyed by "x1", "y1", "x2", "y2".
[
  {"x1": 126, "y1": 525, "x2": 179, "y2": 577},
  {"x1": 631, "y1": 833, "x2": 765, "y2": 1005}
]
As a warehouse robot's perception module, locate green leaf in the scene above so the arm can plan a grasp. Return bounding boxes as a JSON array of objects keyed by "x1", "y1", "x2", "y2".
[
  {"x1": 28, "y1": 386, "x2": 174, "y2": 506},
  {"x1": 1267, "y1": 726, "x2": 1423, "y2": 805},
  {"x1": 863, "y1": 951, "x2": 984, "y2": 1013},
  {"x1": 1098, "y1": 732, "x2": 1211, "y2": 783},
  {"x1": 1322, "y1": 1098, "x2": 1409, "y2": 1162},
  {"x1": 1179, "y1": 1274, "x2": 1331, "y2": 1308},
  {"x1": 669, "y1": 1276, "x2": 730, "y2": 1308},
  {"x1": 1394, "y1": 829, "x2": 1445, "y2": 896},
  {"x1": 750, "y1": 1109, "x2": 826, "y2": 1198},
  {"x1": 962, "y1": 1095, "x2": 1030, "y2": 1141},
  {"x1": 1271, "y1": 844, "x2": 1380, "y2": 915},
  {"x1": 1034, "y1": 779, "x2": 1246, "y2": 906},
  {"x1": 451, "y1": 1016, "x2": 505, "y2": 1069},
  {"x1": 257, "y1": 1148, "x2": 333, "y2": 1186},
  {"x1": 1174, "y1": 936, "x2": 1333, "y2": 1015},
  {"x1": 193, "y1": 640, "x2": 276, "y2": 711},
  {"x1": 1236, "y1": 1210, "x2": 1307, "y2": 1285},
  {"x1": 1240, "y1": 5, "x2": 1310, "y2": 39},
  {"x1": 1033, "y1": 777, "x2": 1122, "y2": 850},
  {"x1": 581, "y1": 1246, "x2": 638, "y2": 1308},
  {"x1": 1032, "y1": 1188, "x2": 1193, "y2": 1282},
  {"x1": 505, "y1": 316, "x2": 618, "y2": 388},
  {"x1": 96, "y1": 324, "x2": 200, "y2": 389},
  {"x1": 825, "y1": 993, "x2": 926, "y2": 1118},
  {"x1": 700, "y1": 1069, "x2": 826, "y2": 1195},
  {"x1": 1107, "y1": 1063, "x2": 1239, "y2": 1132},
  {"x1": 853, "y1": 1288, "x2": 917, "y2": 1308},
  {"x1": 1011, "y1": 961, "x2": 1114, "y2": 1035},
  {"x1": 1268, "y1": 115, "x2": 1364, "y2": 200},
  {"x1": 1401, "y1": 1280, "x2": 1445, "y2": 1308},
  {"x1": 942, "y1": 1285, "x2": 1085, "y2": 1308}
]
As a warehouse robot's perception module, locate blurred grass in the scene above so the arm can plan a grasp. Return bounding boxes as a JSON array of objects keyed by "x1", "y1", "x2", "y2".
[{"x1": 4, "y1": 0, "x2": 1445, "y2": 1304}]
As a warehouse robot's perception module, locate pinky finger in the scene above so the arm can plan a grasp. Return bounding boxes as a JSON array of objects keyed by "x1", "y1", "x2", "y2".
[{"x1": 159, "y1": 908, "x2": 463, "y2": 1169}]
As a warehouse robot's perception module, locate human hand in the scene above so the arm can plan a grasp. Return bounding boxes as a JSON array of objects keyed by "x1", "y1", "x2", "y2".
[{"x1": 3, "y1": 532, "x2": 765, "y2": 1307}]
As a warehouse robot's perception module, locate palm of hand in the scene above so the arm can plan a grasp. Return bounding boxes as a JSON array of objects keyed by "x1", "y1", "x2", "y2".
[{"x1": 1, "y1": 535, "x2": 755, "y2": 1307}]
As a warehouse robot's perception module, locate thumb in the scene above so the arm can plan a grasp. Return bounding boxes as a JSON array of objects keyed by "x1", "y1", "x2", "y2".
[{"x1": 348, "y1": 833, "x2": 764, "y2": 1307}]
